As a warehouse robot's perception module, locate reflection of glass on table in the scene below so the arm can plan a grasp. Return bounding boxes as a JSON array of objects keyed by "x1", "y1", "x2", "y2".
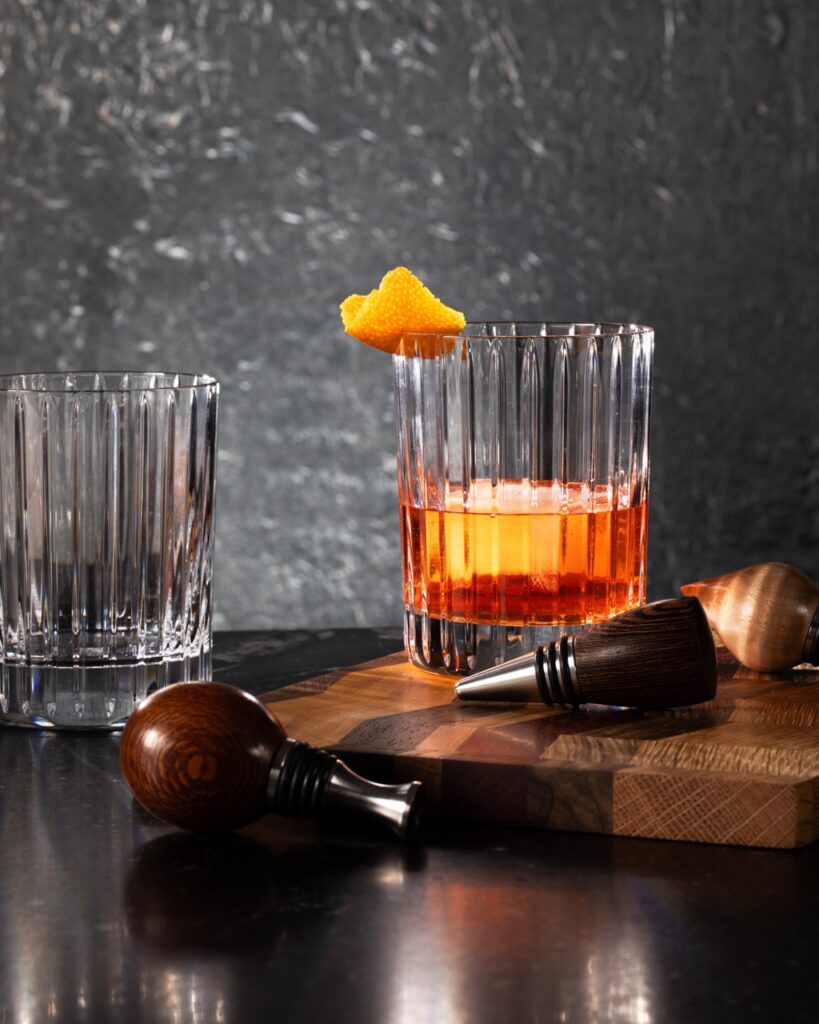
[
  {"x1": 394, "y1": 323, "x2": 653, "y2": 675},
  {"x1": 0, "y1": 372, "x2": 219, "y2": 728}
]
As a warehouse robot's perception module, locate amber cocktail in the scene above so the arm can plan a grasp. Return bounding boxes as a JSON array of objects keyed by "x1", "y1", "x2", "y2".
[{"x1": 394, "y1": 323, "x2": 653, "y2": 675}]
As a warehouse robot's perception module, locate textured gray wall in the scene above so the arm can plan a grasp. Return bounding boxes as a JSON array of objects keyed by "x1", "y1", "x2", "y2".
[{"x1": 1, "y1": 1, "x2": 817, "y2": 630}]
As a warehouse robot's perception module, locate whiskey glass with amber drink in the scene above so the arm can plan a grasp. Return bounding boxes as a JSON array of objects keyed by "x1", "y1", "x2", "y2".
[{"x1": 394, "y1": 323, "x2": 653, "y2": 674}]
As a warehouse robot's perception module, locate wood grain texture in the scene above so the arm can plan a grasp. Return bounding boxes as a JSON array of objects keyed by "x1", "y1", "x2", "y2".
[
  {"x1": 261, "y1": 648, "x2": 819, "y2": 849},
  {"x1": 682, "y1": 562, "x2": 819, "y2": 671},
  {"x1": 573, "y1": 597, "x2": 717, "y2": 708},
  {"x1": 121, "y1": 682, "x2": 286, "y2": 832}
]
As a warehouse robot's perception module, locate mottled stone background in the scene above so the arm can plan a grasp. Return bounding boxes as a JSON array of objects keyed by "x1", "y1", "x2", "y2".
[{"x1": 0, "y1": 1, "x2": 817, "y2": 629}]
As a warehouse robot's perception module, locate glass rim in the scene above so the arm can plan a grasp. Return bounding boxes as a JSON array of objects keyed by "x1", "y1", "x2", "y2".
[
  {"x1": 0, "y1": 371, "x2": 220, "y2": 394},
  {"x1": 401, "y1": 321, "x2": 654, "y2": 341}
]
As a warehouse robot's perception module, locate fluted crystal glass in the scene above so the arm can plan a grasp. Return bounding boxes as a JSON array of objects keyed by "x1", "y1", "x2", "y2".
[
  {"x1": 394, "y1": 323, "x2": 653, "y2": 675},
  {"x1": 0, "y1": 372, "x2": 219, "y2": 728}
]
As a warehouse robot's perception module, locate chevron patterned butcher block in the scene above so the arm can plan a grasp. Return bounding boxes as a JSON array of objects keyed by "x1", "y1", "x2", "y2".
[{"x1": 260, "y1": 649, "x2": 819, "y2": 849}]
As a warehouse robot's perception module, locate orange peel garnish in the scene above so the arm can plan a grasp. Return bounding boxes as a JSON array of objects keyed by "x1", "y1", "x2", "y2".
[
  {"x1": 340, "y1": 267, "x2": 465, "y2": 354},
  {"x1": 340, "y1": 293, "x2": 368, "y2": 331}
]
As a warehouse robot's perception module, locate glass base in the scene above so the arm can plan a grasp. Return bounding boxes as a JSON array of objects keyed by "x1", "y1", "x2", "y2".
[
  {"x1": 0, "y1": 647, "x2": 213, "y2": 730},
  {"x1": 404, "y1": 607, "x2": 588, "y2": 676}
]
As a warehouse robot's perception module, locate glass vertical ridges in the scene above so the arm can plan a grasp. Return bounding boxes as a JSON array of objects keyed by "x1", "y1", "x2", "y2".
[
  {"x1": 0, "y1": 372, "x2": 219, "y2": 727},
  {"x1": 394, "y1": 323, "x2": 653, "y2": 675}
]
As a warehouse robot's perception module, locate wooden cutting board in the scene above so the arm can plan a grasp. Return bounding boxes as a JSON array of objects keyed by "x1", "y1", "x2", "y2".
[{"x1": 261, "y1": 650, "x2": 819, "y2": 849}]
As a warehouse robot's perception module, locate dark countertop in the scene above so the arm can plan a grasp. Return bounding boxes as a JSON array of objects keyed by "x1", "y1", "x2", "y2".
[{"x1": 2, "y1": 630, "x2": 818, "y2": 1024}]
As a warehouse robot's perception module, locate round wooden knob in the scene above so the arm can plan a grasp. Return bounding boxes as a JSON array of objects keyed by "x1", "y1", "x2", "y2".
[
  {"x1": 682, "y1": 562, "x2": 819, "y2": 671},
  {"x1": 120, "y1": 682, "x2": 286, "y2": 832}
]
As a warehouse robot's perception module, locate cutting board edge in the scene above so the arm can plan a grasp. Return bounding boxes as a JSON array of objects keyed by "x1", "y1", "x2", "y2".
[
  {"x1": 331, "y1": 746, "x2": 819, "y2": 850},
  {"x1": 260, "y1": 652, "x2": 819, "y2": 850}
]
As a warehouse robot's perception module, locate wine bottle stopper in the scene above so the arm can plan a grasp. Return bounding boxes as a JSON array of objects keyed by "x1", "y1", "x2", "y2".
[
  {"x1": 456, "y1": 597, "x2": 717, "y2": 709},
  {"x1": 120, "y1": 682, "x2": 423, "y2": 839},
  {"x1": 681, "y1": 562, "x2": 819, "y2": 672}
]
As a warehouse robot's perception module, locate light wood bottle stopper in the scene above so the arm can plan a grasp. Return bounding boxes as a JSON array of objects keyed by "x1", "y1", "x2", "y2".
[{"x1": 681, "y1": 562, "x2": 819, "y2": 672}]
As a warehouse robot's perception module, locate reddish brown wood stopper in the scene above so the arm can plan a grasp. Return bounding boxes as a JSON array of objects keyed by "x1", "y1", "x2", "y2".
[{"x1": 120, "y1": 682, "x2": 286, "y2": 831}]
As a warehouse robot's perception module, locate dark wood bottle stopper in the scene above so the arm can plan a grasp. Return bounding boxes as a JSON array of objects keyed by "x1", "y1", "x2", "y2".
[
  {"x1": 456, "y1": 598, "x2": 717, "y2": 709},
  {"x1": 120, "y1": 682, "x2": 422, "y2": 837}
]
